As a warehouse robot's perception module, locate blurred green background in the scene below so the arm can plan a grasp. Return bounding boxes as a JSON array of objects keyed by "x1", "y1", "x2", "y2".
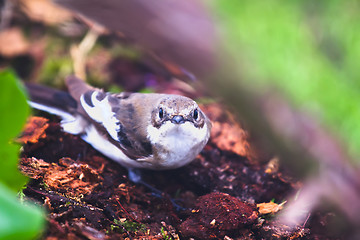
[{"x1": 211, "y1": 0, "x2": 360, "y2": 162}]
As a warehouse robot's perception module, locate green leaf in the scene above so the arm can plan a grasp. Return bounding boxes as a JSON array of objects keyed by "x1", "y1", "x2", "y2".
[
  {"x1": 0, "y1": 69, "x2": 29, "y2": 191},
  {"x1": 0, "y1": 143, "x2": 27, "y2": 191},
  {"x1": 0, "y1": 69, "x2": 45, "y2": 239},
  {"x1": 0, "y1": 183, "x2": 45, "y2": 240},
  {"x1": 0, "y1": 70, "x2": 30, "y2": 142}
]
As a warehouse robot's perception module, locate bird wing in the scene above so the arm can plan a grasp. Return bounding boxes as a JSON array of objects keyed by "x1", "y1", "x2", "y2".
[{"x1": 66, "y1": 76, "x2": 153, "y2": 160}]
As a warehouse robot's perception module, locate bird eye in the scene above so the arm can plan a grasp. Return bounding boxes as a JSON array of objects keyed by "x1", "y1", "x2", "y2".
[
  {"x1": 159, "y1": 108, "x2": 164, "y2": 119},
  {"x1": 193, "y1": 109, "x2": 199, "y2": 120}
]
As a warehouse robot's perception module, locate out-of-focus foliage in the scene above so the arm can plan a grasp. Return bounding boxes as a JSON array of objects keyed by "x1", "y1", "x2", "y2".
[
  {"x1": 0, "y1": 70, "x2": 45, "y2": 240},
  {"x1": 211, "y1": 0, "x2": 360, "y2": 161},
  {"x1": 38, "y1": 36, "x2": 74, "y2": 87},
  {"x1": 0, "y1": 182, "x2": 44, "y2": 240},
  {"x1": 0, "y1": 70, "x2": 29, "y2": 190}
]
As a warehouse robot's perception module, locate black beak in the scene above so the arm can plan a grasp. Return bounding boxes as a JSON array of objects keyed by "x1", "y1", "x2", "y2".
[{"x1": 171, "y1": 115, "x2": 185, "y2": 124}]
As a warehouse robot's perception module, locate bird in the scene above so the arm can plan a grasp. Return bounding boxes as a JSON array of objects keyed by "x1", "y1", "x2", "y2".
[{"x1": 26, "y1": 76, "x2": 212, "y2": 182}]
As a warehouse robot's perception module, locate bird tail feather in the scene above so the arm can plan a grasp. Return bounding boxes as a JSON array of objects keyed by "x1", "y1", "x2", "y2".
[{"x1": 25, "y1": 83, "x2": 77, "y2": 121}]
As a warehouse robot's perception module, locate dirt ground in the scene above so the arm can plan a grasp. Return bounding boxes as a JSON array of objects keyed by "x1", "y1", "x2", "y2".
[{"x1": 18, "y1": 104, "x2": 343, "y2": 239}]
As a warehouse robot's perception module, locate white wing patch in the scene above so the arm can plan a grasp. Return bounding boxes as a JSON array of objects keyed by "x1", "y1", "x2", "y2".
[
  {"x1": 29, "y1": 101, "x2": 75, "y2": 122},
  {"x1": 81, "y1": 124, "x2": 153, "y2": 169},
  {"x1": 80, "y1": 91, "x2": 120, "y2": 142},
  {"x1": 29, "y1": 101, "x2": 86, "y2": 135}
]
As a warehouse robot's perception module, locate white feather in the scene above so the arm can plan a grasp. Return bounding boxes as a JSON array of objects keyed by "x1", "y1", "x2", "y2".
[
  {"x1": 29, "y1": 101, "x2": 75, "y2": 122},
  {"x1": 80, "y1": 92, "x2": 120, "y2": 141},
  {"x1": 61, "y1": 116, "x2": 88, "y2": 135},
  {"x1": 81, "y1": 124, "x2": 153, "y2": 169},
  {"x1": 29, "y1": 101, "x2": 85, "y2": 135},
  {"x1": 147, "y1": 121, "x2": 210, "y2": 168}
]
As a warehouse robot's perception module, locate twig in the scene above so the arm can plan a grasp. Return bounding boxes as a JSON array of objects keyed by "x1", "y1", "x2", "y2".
[{"x1": 70, "y1": 27, "x2": 99, "y2": 80}]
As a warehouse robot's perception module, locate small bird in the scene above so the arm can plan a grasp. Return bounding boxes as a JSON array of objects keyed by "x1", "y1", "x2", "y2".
[{"x1": 26, "y1": 76, "x2": 211, "y2": 182}]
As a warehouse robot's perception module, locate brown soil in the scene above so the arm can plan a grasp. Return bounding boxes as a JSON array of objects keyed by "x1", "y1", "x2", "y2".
[{"x1": 19, "y1": 103, "x2": 332, "y2": 239}]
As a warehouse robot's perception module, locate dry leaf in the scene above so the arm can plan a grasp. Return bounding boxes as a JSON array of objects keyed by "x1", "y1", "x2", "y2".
[
  {"x1": 0, "y1": 28, "x2": 29, "y2": 57},
  {"x1": 204, "y1": 104, "x2": 253, "y2": 158},
  {"x1": 20, "y1": 0, "x2": 72, "y2": 25},
  {"x1": 211, "y1": 121, "x2": 251, "y2": 157},
  {"x1": 257, "y1": 201, "x2": 285, "y2": 215},
  {"x1": 18, "y1": 116, "x2": 49, "y2": 144}
]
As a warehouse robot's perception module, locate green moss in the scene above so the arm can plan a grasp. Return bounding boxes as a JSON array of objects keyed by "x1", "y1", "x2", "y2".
[
  {"x1": 160, "y1": 227, "x2": 172, "y2": 240},
  {"x1": 110, "y1": 218, "x2": 147, "y2": 234}
]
